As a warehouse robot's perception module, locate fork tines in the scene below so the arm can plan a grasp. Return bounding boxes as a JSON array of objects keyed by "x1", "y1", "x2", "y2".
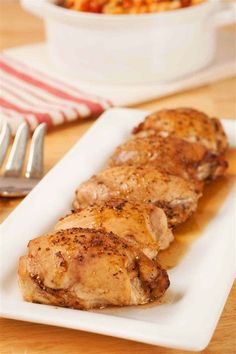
[{"x1": 0, "y1": 122, "x2": 47, "y2": 197}]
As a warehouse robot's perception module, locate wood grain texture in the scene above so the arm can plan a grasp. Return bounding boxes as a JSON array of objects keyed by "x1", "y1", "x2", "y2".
[{"x1": 0, "y1": 2, "x2": 236, "y2": 353}]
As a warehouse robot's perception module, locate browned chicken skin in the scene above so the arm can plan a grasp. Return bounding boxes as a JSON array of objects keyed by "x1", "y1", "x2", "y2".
[
  {"x1": 109, "y1": 136, "x2": 227, "y2": 182},
  {"x1": 55, "y1": 199, "x2": 174, "y2": 253},
  {"x1": 133, "y1": 108, "x2": 228, "y2": 155},
  {"x1": 74, "y1": 166, "x2": 201, "y2": 227},
  {"x1": 18, "y1": 228, "x2": 169, "y2": 310},
  {"x1": 18, "y1": 108, "x2": 229, "y2": 311}
]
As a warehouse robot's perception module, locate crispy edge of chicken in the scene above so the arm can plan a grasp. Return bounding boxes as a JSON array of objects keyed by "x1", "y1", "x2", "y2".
[
  {"x1": 132, "y1": 108, "x2": 228, "y2": 155},
  {"x1": 55, "y1": 199, "x2": 174, "y2": 253},
  {"x1": 109, "y1": 136, "x2": 228, "y2": 182},
  {"x1": 18, "y1": 228, "x2": 170, "y2": 310},
  {"x1": 73, "y1": 166, "x2": 202, "y2": 227}
]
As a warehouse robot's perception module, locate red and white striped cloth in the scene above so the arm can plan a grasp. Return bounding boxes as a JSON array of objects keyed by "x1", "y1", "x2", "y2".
[{"x1": 0, "y1": 53, "x2": 112, "y2": 134}]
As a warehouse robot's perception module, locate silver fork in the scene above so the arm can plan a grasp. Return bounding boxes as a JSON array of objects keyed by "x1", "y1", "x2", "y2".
[{"x1": 0, "y1": 122, "x2": 47, "y2": 197}]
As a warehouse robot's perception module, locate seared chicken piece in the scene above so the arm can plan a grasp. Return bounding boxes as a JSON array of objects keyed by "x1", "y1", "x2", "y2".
[
  {"x1": 55, "y1": 200, "x2": 173, "y2": 253},
  {"x1": 109, "y1": 136, "x2": 227, "y2": 182},
  {"x1": 133, "y1": 108, "x2": 228, "y2": 155},
  {"x1": 74, "y1": 166, "x2": 201, "y2": 227},
  {"x1": 18, "y1": 228, "x2": 169, "y2": 310}
]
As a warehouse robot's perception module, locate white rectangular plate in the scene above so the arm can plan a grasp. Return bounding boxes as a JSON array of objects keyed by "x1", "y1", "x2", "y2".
[{"x1": 0, "y1": 108, "x2": 236, "y2": 351}]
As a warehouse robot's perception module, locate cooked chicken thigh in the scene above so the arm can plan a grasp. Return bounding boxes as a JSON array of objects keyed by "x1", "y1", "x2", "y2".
[
  {"x1": 18, "y1": 228, "x2": 170, "y2": 310},
  {"x1": 55, "y1": 200, "x2": 173, "y2": 253},
  {"x1": 133, "y1": 108, "x2": 228, "y2": 155},
  {"x1": 74, "y1": 166, "x2": 201, "y2": 227},
  {"x1": 109, "y1": 136, "x2": 227, "y2": 182},
  {"x1": 19, "y1": 106, "x2": 230, "y2": 312}
]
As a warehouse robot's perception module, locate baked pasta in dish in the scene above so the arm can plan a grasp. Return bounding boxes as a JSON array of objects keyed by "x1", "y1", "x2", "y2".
[{"x1": 63, "y1": 0, "x2": 205, "y2": 14}]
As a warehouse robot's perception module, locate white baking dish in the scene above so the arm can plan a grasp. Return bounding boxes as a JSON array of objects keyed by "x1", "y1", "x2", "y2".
[{"x1": 21, "y1": 0, "x2": 236, "y2": 84}]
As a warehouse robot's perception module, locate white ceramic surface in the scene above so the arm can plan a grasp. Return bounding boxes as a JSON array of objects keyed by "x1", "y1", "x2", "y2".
[
  {"x1": 21, "y1": 0, "x2": 236, "y2": 84},
  {"x1": 0, "y1": 108, "x2": 236, "y2": 351},
  {"x1": 4, "y1": 29, "x2": 236, "y2": 106}
]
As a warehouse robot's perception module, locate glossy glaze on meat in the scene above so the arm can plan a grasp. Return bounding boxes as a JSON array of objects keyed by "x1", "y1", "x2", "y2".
[
  {"x1": 109, "y1": 136, "x2": 227, "y2": 182},
  {"x1": 74, "y1": 166, "x2": 201, "y2": 227},
  {"x1": 55, "y1": 199, "x2": 174, "y2": 253},
  {"x1": 19, "y1": 228, "x2": 170, "y2": 309},
  {"x1": 133, "y1": 108, "x2": 228, "y2": 155},
  {"x1": 18, "y1": 107, "x2": 229, "y2": 311}
]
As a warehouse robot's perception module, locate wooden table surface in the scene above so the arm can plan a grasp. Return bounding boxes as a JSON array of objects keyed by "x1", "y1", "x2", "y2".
[{"x1": 0, "y1": 2, "x2": 236, "y2": 353}]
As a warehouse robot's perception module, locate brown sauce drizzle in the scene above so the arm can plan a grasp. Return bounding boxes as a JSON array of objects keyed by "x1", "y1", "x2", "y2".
[
  {"x1": 158, "y1": 147, "x2": 236, "y2": 270},
  {"x1": 137, "y1": 148, "x2": 236, "y2": 308}
]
